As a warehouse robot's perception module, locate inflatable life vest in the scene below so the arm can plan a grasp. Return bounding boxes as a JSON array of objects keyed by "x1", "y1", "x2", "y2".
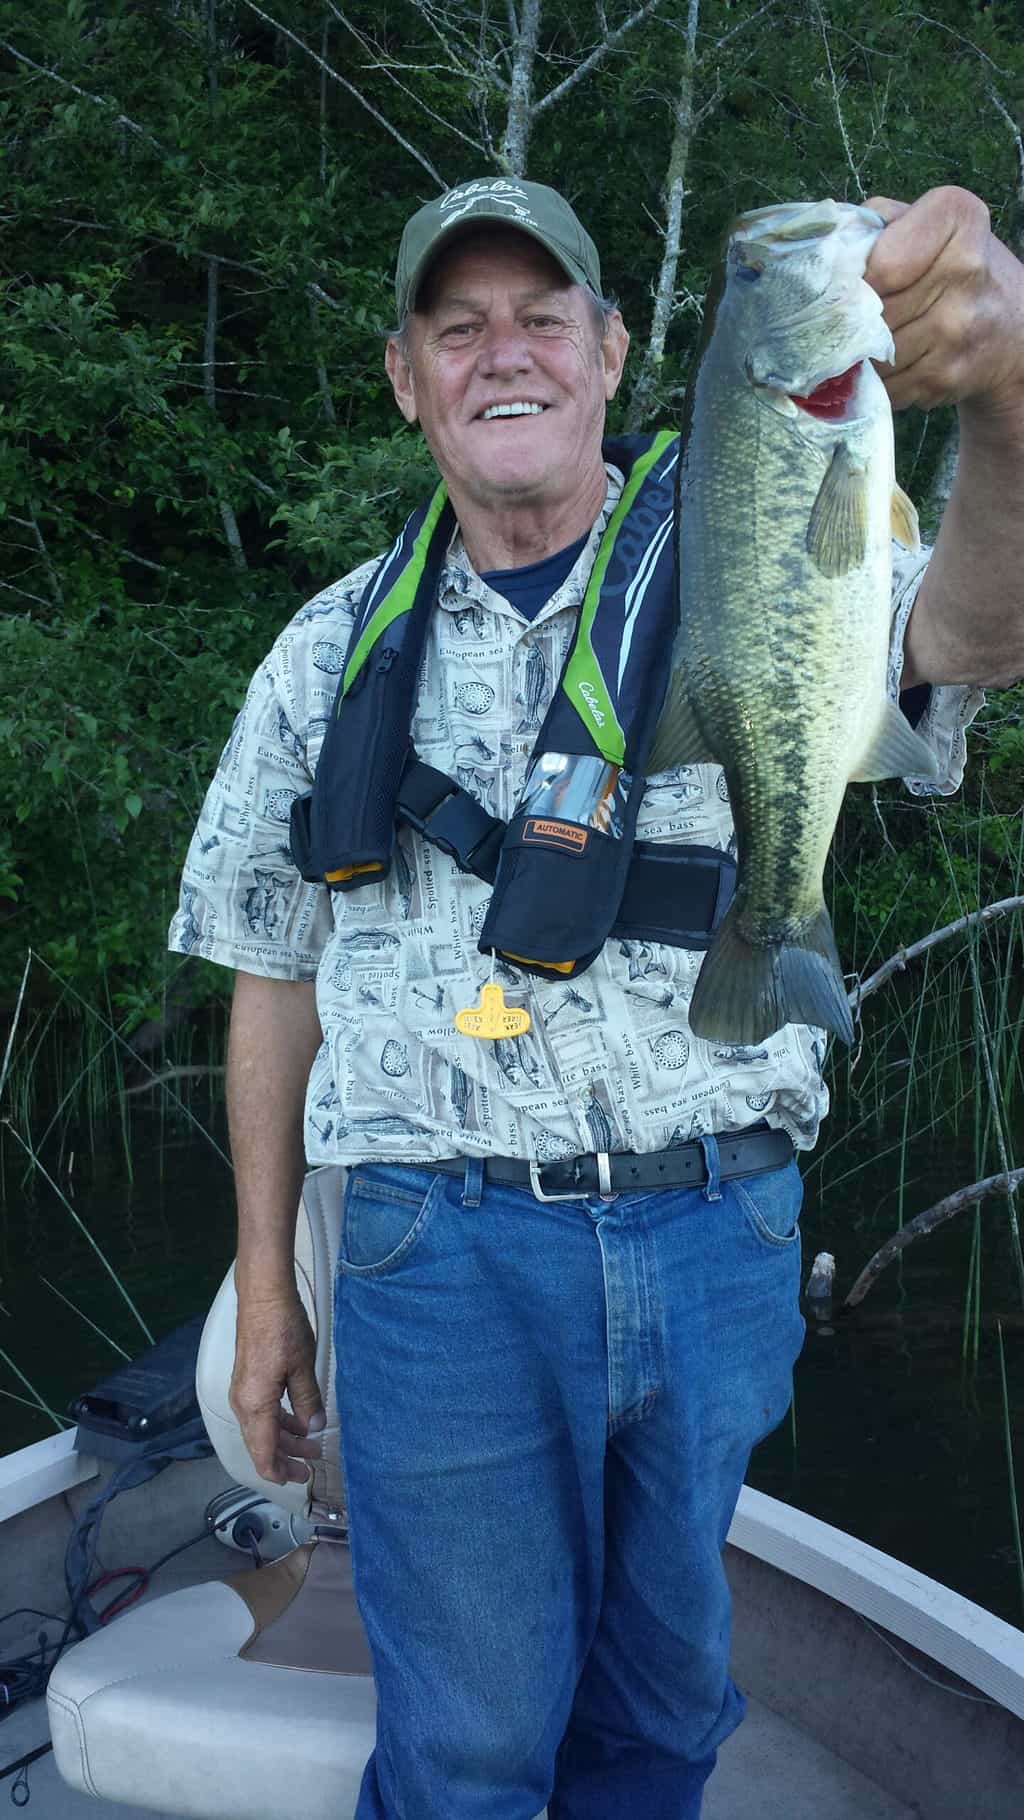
[{"x1": 290, "y1": 433, "x2": 736, "y2": 980}]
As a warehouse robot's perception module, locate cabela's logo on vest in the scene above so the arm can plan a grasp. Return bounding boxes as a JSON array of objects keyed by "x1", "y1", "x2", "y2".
[
  {"x1": 523, "y1": 819, "x2": 589, "y2": 855},
  {"x1": 577, "y1": 679, "x2": 605, "y2": 726}
]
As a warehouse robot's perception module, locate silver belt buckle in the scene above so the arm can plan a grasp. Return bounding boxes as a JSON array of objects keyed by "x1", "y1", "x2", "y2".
[{"x1": 528, "y1": 1153, "x2": 615, "y2": 1203}]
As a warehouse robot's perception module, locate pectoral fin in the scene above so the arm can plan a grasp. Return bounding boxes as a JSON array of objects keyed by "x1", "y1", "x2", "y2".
[
  {"x1": 890, "y1": 483, "x2": 920, "y2": 550},
  {"x1": 647, "y1": 690, "x2": 717, "y2": 772},
  {"x1": 849, "y1": 701, "x2": 939, "y2": 782},
  {"x1": 806, "y1": 443, "x2": 869, "y2": 578}
]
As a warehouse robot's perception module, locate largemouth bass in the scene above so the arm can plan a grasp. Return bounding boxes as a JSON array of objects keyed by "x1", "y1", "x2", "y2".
[{"x1": 649, "y1": 199, "x2": 938, "y2": 1045}]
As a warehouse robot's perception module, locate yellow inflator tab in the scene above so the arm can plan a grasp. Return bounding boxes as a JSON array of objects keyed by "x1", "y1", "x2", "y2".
[
  {"x1": 324, "y1": 861, "x2": 386, "y2": 884},
  {"x1": 454, "y1": 983, "x2": 532, "y2": 1040},
  {"x1": 500, "y1": 951, "x2": 575, "y2": 975}
]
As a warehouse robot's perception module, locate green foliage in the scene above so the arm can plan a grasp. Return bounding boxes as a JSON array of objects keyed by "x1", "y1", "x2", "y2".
[{"x1": 1, "y1": 0, "x2": 1023, "y2": 1021}]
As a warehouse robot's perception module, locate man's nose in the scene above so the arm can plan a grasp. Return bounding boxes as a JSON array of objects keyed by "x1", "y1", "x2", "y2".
[{"x1": 477, "y1": 325, "x2": 532, "y2": 373}]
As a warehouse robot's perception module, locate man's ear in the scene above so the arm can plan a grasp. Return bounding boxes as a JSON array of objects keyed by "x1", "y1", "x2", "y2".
[
  {"x1": 602, "y1": 312, "x2": 630, "y2": 402},
  {"x1": 386, "y1": 335, "x2": 419, "y2": 424}
]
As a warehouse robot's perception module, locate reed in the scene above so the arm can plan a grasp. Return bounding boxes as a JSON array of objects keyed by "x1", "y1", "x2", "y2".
[
  {"x1": 3, "y1": 1126, "x2": 154, "y2": 1346},
  {"x1": 0, "y1": 1344, "x2": 68, "y2": 1433},
  {"x1": 39, "y1": 1275, "x2": 133, "y2": 1362},
  {"x1": 996, "y1": 1322, "x2": 1024, "y2": 1625}
]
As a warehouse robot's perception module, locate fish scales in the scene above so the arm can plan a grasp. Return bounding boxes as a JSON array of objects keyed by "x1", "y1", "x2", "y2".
[{"x1": 651, "y1": 199, "x2": 938, "y2": 1045}]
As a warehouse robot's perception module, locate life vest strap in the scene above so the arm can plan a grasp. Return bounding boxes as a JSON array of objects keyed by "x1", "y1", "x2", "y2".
[
  {"x1": 394, "y1": 755, "x2": 736, "y2": 954},
  {"x1": 291, "y1": 754, "x2": 736, "y2": 956},
  {"x1": 397, "y1": 756, "x2": 507, "y2": 882}
]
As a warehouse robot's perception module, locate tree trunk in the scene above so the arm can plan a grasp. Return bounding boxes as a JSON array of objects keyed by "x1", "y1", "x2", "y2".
[
  {"x1": 500, "y1": 0, "x2": 541, "y2": 175},
  {"x1": 204, "y1": 255, "x2": 247, "y2": 570},
  {"x1": 203, "y1": 1, "x2": 246, "y2": 569},
  {"x1": 625, "y1": 0, "x2": 700, "y2": 432},
  {"x1": 311, "y1": 11, "x2": 337, "y2": 425},
  {"x1": 921, "y1": 420, "x2": 959, "y2": 535},
  {"x1": 319, "y1": 9, "x2": 329, "y2": 190}
]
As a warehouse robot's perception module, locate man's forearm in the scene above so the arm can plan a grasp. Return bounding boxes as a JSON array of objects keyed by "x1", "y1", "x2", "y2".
[
  {"x1": 903, "y1": 393, "x2": 1024, "y2": 690},
  {"x1": 227, "y1": 972, "x2": 323, "y2": 1298}
]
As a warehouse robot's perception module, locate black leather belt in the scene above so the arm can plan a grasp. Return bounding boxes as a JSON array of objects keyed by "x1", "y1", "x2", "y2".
[{"x1": 418, "y1": 1126, "x2": 793, "y2": 1203}]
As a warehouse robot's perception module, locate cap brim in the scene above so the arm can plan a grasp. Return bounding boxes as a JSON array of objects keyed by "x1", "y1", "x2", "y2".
[{"x1": 402, "y1": 213, "x2": 591, "y2": 318}]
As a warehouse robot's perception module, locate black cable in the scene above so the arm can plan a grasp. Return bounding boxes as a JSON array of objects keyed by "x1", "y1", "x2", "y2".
[{"x1": 1, "y1": 1739, "x2": 53, "y2": 1790}]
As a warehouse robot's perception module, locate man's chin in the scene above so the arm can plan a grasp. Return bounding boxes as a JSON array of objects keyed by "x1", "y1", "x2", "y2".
[{"x1": 469, "y1": 456, "x2": 559, "y2": 504}]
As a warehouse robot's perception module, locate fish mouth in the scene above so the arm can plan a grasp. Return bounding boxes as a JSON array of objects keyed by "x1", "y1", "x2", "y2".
[
  {"x1": 747, "y1": 358, "x2": 871, "y2": 424},
  {"x1": 788, "y1": 361, "x2": 864, "y2": 421}
]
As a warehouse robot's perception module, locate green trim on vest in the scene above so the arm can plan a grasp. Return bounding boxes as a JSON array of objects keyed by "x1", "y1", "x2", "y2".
[
  {"x1": 340, "y1": 481, "x2": 449, "y2": 702},
  {"x1": 560, "y1": 429, "x2": 676, "y2": 765}
]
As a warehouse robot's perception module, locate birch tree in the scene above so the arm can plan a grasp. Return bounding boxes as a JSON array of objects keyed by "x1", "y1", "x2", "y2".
[
  {"x1": 204, "y1": 0, "x2": 247, "y2": 568},
  {"x1": 624, "y1": 0, "x2": 777, "y2": 430}
]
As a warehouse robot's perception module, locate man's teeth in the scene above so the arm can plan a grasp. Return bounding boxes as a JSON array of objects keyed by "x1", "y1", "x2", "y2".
[{"x1": 482, "y1": 402, "x2": 546, "y2": 419}]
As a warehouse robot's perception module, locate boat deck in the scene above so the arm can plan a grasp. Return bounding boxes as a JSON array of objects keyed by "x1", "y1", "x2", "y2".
[
  {"x1": 5, "y1": 1686, "x2": 916, "y2": 1818},
  {"x1": 3, "y1": 1539, "x2": 914, "y2": 1820}
]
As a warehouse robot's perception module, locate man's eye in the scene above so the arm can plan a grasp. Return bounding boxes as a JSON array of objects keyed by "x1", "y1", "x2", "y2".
[
  {"x1": 527, "y1": 316, "x2": 560, "y2": 329},
  {"x1": 441, "y1": 322, "x2": 476, "y2": 337}
]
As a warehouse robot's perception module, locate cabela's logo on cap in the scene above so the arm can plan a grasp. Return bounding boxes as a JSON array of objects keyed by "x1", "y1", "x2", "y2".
[{"x1": 439, "y1": 180, "x2": 538, "y2": 230}]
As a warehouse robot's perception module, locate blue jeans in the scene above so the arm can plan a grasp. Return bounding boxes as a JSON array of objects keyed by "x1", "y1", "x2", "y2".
[{"x1": 333, "y1": 1139, "x2": 804, "y2": 1820}]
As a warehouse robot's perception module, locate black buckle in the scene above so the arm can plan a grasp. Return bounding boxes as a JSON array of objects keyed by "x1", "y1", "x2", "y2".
[{"x1": 402, "y1": 788, "x2": 504, "y2": 875}]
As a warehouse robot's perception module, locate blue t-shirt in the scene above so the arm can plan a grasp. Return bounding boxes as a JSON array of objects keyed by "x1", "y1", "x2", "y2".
[{"x1": 481, "y1": 530, "x2": 589, "y2": 621}]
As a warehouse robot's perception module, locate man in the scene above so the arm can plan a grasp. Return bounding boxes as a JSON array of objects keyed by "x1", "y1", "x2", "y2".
[{"x1": 169, "y1": 178, "x2": 1024, "y2": 1818}]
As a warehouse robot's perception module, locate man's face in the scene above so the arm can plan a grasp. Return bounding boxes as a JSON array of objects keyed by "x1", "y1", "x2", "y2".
[{"x1": 385, "y1": 231, "x2": 629, "y2": 512}]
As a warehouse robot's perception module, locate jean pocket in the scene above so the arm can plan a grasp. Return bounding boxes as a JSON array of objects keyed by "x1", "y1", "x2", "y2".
[
  {"x1": 339, "y1": 1164, "x2": 446, "y2": 1275},
  {"x1": 730, "y1": 1158, "x2": 803, "y2": 1249}
]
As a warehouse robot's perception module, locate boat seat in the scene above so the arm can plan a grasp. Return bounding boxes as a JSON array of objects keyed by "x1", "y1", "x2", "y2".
[{"x1": 47, "y1": 1165, "x2": 386, "y2": 1820}]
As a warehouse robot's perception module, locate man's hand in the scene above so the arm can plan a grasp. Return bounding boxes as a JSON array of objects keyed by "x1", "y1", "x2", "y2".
[
  {"x1": 229, "y1": 1288, "x2": 326, "y2": 1487},
  {"x1": 864, "y1": 186, "x2": 1024, "y2": 419}
]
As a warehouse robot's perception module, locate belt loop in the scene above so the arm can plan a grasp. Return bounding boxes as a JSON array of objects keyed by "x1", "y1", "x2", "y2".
[
  {"x1": 461, "y1": 1157, "x2": 485, "y2": 1208},
  {"x1": 699, "y1": 1133, "x2": 722, "y2": 1202}
]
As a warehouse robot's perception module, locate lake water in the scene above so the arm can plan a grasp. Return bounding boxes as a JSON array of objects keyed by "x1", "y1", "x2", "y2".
[{"x1": 2, "y1": 1026, "x2": 1022, "y2": 1630}]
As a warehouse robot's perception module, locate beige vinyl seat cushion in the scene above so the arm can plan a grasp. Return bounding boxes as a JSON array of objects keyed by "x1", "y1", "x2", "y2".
[{"x1": 47, "y1": 1166, "x2": 381, "y2": 1819}]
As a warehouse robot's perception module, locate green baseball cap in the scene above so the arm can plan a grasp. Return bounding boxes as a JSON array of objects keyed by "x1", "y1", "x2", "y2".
[{"x1": 395, "y1": 178, "x2": 602, "y2": 321}]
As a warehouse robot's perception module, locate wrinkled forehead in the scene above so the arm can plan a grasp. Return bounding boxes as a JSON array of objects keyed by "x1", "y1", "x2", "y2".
[{"x1": 415, "y1": 225, "x2": 575, "y2": 312}]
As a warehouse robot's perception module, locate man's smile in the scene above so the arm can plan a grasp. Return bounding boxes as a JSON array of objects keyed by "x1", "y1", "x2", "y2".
[{"x1": 476, "y1": 401, "x2": 551, "y2": 420}]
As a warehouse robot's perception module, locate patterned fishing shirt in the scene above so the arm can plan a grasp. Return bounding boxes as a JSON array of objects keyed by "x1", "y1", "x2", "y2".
[{"x1": 168, "y1": 464, "x2": 983, "y2": 1166}]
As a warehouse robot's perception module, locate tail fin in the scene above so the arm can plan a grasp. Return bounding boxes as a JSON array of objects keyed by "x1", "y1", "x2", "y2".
[{"x1": 688, "y1": 902, "x2": 853, "y2": 1046}]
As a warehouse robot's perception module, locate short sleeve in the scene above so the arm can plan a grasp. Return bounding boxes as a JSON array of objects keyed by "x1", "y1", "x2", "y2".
[
  {"x1": 165, "y1": 563, "x2": 378, "y2": 979},
  {"x1": 887, "y1": 541, "x2": 986, "y2": 798},
  {"x1": 167, "y1": 648, "x2": 334, "y2": 979}
]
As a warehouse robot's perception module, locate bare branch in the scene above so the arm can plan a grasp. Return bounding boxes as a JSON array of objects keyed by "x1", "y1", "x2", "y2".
[
  {"x1": 404, "y1": 0, "x2": 508, "y2": 90},
  {"x1": 987, "y1": 86, "x2": 1024, "y2": 259},
  {"x1": 811, "y1": 2, "x2": 864, "y2": 200},
  {"x1": 906, "y1": 12, "x2": 1009, "y2": 76},
  {"x1": 238, "y1": 0, "x2": 445, "y2": 187},
  {"x1": 1, "y1": 38, "x2": 167, "y2": 152},
  {"x1": 710, "y1": 0, "x2": 777, "y2": 54},
  {"x1": 850, "y1": 896, "x2": 1024, "y2": 1010},
  {"x1": 0, "y1": 579, "x2": 52, "y2": 609},
  {"x1": 307, "y1": 279, "x2": 344, "y2": 311},
  {"x1": 533, "y1": 0, "x2": 667, "y2": 118},
  {"x1": 845, "y1": 1168, "x2": 1024, "y2": 1307},
  {"x1": 331, "y1": 1, "x2": 493, "y2": 161}
]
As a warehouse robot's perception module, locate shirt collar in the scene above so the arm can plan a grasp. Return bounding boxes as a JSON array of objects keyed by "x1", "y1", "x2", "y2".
[{"x1": 437, "y1": 464, "x2": 626, "y2": 619}]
